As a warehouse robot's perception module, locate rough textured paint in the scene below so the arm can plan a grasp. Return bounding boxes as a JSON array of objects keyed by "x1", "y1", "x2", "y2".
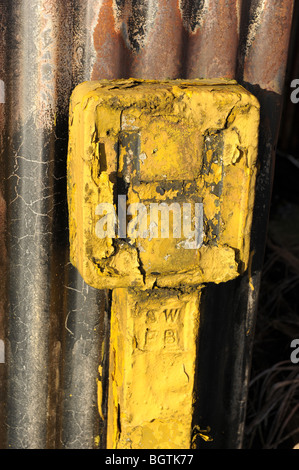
[
  {"x1": 67, "y1": 78, "x2": 260, "y2": 448},
  {"x1": 0, "y1": 0, "x2": 293, "y2": 451},
  {"x1": 107, "y1": 287, "x2": 201, "y2": 449},
  {"x1": 67, "y1": 78, "x2": 260, "y2": 290}
]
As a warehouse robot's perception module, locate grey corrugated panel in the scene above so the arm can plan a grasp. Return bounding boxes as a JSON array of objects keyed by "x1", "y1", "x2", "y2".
[
  {"x1": 4, "y1": 0, "x2": 107, "y2": 449},
  {"x1": 59, "y1": 1, "x2": 112, "y2": 450},
  {"x1": 6, "y1": 1, "x2": 56, "y2": 448},
  {"x1": 0, "y1": 0, "x2": 7, "y2": 450},
  {"x1": 194, "y1": 0, "x2": 295, "y2": 448},
  {"x1": 278, "y1": 0, "x2": 299, "y2": 155},
  {"x1": 0, "y1": 0, "x2": 295, "y2": 449},
  {"x1": 60, "y1": 268, "x2": 109, "y2": 449}
]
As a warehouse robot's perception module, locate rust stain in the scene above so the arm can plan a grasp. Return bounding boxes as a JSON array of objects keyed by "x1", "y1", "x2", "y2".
[
  {"x1": 92, "y1": 0, "x2": 184, "y2": 79},
  {"x1": 91, "y1": 0, "x2": 242, "y2": 80},
  {"x1": 113, "y1": 0, "x2": 158, "y2": 53},
  {"x1": 92, "y1": 0, "x2": 128, "y2": 79},
  {"x1": 243, "y1": 0, "x2": 295, "y2": 93},
  {"x1": 127, "y1": 0, "x2": 184, "y2": 79},
  {"x1": 183, "y1": 0, "x2": 241, "y2": 79}
]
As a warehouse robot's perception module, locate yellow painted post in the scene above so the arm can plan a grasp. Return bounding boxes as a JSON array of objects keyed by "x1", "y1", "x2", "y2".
[
  {"x1": 67, "y1": 78, "x2": 260, "y2": 448},
  {"x1": 107, "y1": 287, "x2": 201, "y2": 449}
]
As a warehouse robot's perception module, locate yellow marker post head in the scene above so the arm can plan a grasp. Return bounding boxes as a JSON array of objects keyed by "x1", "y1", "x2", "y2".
[{"x1": 67, "y1": 78, "x2": 259, "y2": 289}]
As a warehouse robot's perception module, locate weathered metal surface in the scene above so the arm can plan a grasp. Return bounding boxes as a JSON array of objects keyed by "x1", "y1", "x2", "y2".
[
  {"x1": 87, "y1": 0, "x2": 242, "y2": 80},
  {"x1": 241, "y1": 0, "x2": 294, "y2": 93},
  {"x1": 193, "y1": 0, "x2": 295, "y2": 449},
  {"x1": 4, "y1": 0, "x2": 107, "y2": 449},
  {"x1": 278, "y1": 0, "x2": 299, "y2": 155},
  {"x1": 239, "y1": 0, "x2": 295, "y2": 337},
  {"x1": 0, "y1": 0, "x2": 7, "y2": 451},
  {"x1": 0, "y1": 0, "x2": 295, "y2": 449},
  {"x1": 61, "y1": 1, "x2": 111, "y2": 450},
  {"x1": 6, "y1": 1, "x2": 56, "y2": 448}
]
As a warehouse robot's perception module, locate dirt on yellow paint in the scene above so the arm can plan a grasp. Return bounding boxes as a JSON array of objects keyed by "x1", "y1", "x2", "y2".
[
  {"x1": 67, "y1": 78, "x2": 260, "y2": 290},
  {"x1": 107, "y1": 287, "x2": 201, "y2": 449},
  {"x1": 67, "y1": 78, "x2": 260, "y2": 449}
]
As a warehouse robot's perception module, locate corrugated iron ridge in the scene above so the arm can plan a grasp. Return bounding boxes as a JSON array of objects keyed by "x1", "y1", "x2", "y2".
[
  {"x1": 0, "y1": 0, "x2": 295, "y2": 449},
  {"x1": 0, "y1": 0, "x2": 7, "y2": 450}
]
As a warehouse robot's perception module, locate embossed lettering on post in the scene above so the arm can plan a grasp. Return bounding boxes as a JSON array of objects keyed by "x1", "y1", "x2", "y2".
[{"x1": 133, "y1": 301, "x2": 186, "y2": 352}]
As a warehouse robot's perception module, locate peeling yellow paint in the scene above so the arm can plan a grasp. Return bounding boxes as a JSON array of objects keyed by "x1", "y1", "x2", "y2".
[
  {"x1": 96, "y1": 377, "x2": 104, "y2": 421},
  {"x1": 67, "y1": 78, "x2": 260, "y2": 290},
  {"x1": 191, "y1": 425, "x2": 213, "y2": 448},
  {"x1": 67, "y1": 78, "x2": 260, "y2": 449},
  {"x1": 107, "y1": 287, "x2": 201, "y2": 449}
]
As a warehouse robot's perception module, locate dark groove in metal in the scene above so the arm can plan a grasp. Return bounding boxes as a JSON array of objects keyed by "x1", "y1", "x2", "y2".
[
  {"x1": 60, "y1": 267, "x2": 108, "y2": 449},
  {"x1": 59, "y1": 0, "x2": 112, "y2": 449}
]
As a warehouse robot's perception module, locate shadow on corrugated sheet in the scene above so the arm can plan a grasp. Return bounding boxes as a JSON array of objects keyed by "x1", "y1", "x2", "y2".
[{"x1": 0, "y1": 0, "x2": 295, "y2": 449}]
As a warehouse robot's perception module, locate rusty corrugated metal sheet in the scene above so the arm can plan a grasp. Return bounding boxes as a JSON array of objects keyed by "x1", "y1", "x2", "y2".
[
  {"x1": 0, "y1": 0, "x2": 7, "y2": 450},
  {"x1": 0, "y1": 0, "x2": 295, "y2": 449},
  {"x1": 278, "y1": 0, "x2": 299, "y2": 155}
]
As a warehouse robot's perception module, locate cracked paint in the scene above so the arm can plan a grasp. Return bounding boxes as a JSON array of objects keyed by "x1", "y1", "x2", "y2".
[
  {"x1": 107, "y1": 287, "x2": 201, "y2": 449},
  {"x1": 67, "y1": 78, "x2": 260, "y2": 449},
  {"x1": 67, "y1": 78, "x2": 260, "y2": 290}
]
